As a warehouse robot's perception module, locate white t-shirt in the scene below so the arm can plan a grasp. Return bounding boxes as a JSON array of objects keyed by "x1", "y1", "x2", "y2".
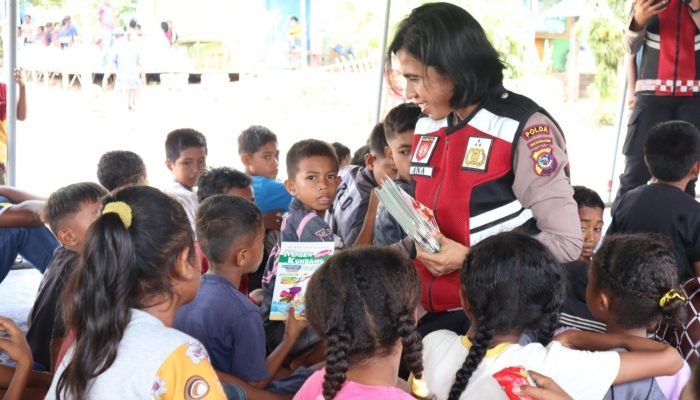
[
  {"x1": 164, "y1": 181, "x2": 198, "y2": 236},
  {"x1": 422, "y1": 330, "x2": 620, "y2": 400}
]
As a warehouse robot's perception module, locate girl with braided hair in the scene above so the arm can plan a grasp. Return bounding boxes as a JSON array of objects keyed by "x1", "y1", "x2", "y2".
[
  {"x1": 295, "y1": 246, "x2": 425, "y2": 399},
  {"x1": 422, "y1": 231, "x2": 684, "y2": 400},
  {"x1": 587, "y1": 234, "x2": 691, "y2": 399}
]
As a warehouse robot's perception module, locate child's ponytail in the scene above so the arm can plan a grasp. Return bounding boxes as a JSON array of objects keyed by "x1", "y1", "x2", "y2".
[
  {"x1": 398, "y1": 310, "x2": 424, "y2": 379},
  {"x1": 447, "y1": 319, "x2": 494, "y2": 400},
  {"x1": 658, "y1": 288, "x2": 687, "y2": 325},
  {"x1": 322, "y1": 326, "x2": 352, "y2": 400}
]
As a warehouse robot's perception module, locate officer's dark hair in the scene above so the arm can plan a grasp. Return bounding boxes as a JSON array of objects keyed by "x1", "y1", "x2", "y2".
[
  {"x1": 644, "y1": 120, "x2": 700, "y2": 182},
  {"x1": 238, "y1": 125, "x2": 277, "y2": 155},
  {"x1": 591, "y1": 234, "x2": 686, "y2": 330},
  {"x1": 448, "y1": 232, "x2": 564, "y2": 400},
  {"x1": 196, "y1": 167, "x2": 252, "y2": 203},
  {"x1": 387, "y1": 2, "x2": 505, "y2": 108},
  {"x1": 286, "y1": 139, "x2": 338, "y2": 180},
  {"x1": 572, "y1": 186, "x2": 604, "y2": 210},
  {"x1": 331, "y1": 142, "x2": 350, "y2": 162},
  {"x1": 384, "y1": 103, "x2": 421, "y2": 142},
  {"x1": 368, "y1": 123, "x2": 388, "y2": 160}
]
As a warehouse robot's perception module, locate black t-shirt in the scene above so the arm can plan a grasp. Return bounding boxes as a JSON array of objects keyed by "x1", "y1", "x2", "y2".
[
  {"x1": 558, "y1": 260, "x2": 606, "y2": 332},
  {"x1": 25, "y1": 246, "x2": 79, "y2": 370},
  {"x1": 608, "y1": 183, "x2": 700, "y2": 282}
]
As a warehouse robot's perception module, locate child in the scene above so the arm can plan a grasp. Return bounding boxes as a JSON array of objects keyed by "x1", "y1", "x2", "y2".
[
  {"x1": 421, "y1": 231, "x2": 683, "y2": 400},
  {"x1": 558, "y1": 185, "x2": 607, "y2": 333},
  {"x1": 45, "y1": 185, "x2": 225, "y2": 399},
  {"x1": 331, "y1": 142, "x2": 351, "y2": 170},
  {"x1": 237, "y1": 125, "x2": 291, "y2": 215},
  {"x1": 295, "y1": 246, "x2": 424, "y2": 399},
  {"x1": 175, "y1": 195, "x2": 309, "y2": 395},
  {"x1": 374, "y1": 102, "x2": 420, "y2": 245},
  {"x1": 351, "y1": 144, "x2": 369, "y2": 167},
  {"x1": 608, "y1": 120, "x2": 700, "y2": 281},
  {"x1": 588, "y1": 234, "x2": 691, "y2": 400},
  {"x1": 196, "y1": 167, "x2": 254, "y2": 203},
  {"x1": 96, "y1": 150, "x2": 147, "y2": 191},
  {"x1": 112, "y1": 27, "x2": 143, "y2": 111},
  {"x1": 261, "y1": 139, "x2": 341, "y2": 357},
  {"x1": 26, "y1": 182, "x2": 107, "y2": 372},
  {"x1": 333, "y1": 123, "x2": 397, "y2": 246},
  {"x1": 164, "y1": 128, "x2": 207, "y2": 235}
]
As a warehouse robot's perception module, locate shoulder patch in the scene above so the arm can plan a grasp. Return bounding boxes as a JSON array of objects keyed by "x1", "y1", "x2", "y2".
[
  {"x1": 521, "y1": 124, "x2": 551, "y2": 140},
  {"x1": 531, "y1": 146, "x2": 557, "y2": 176},
  {"x1": 527, "y1": 137, "x2": 554, "y2": 149},
  {"x1": 412, "y1": 135, "x2": 439, "y2": 165},
  {"x1": 462, "y1": 137, "x2": 492, "y2": 172}
]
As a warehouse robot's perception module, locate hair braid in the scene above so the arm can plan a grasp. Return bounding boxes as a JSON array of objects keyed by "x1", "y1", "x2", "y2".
[
  {"x1": 323, "y1": 327, "x2": 352, "y2": 400},
  {"x1": 397, "y1": 310, "x2": 423, "y2": 379},
  {"x1": 448, "y1": 321, "x2": 494, "y2": 400}
]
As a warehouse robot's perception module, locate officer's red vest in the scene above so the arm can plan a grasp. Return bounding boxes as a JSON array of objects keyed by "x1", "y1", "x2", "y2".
[
  {"x1": 410, "y1": 91, "x2": 549, "y2": 312},
  {"x1": 636, "y1": 0, "x2": 700, "y2": 96}
]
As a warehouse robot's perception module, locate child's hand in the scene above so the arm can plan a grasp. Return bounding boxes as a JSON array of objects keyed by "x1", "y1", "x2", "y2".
[
  {"x1": 0, "y1": 317, "x2": 32, "y2": 367},
  {"x1": 632, "y1": 0, "x2": 667, "y2": 30},
  {"x1": 284, "y1": 306, "x2": 308, "y2": 342},
  {"x1": 13, "y1": 68, "x2": 24, "y2": 87},
  {"x1": 513, "y1": 371, "x2": 572, "y2": 400},
  {"x1": 552, "y1": 329, "x2": 585, "y2": 349}
]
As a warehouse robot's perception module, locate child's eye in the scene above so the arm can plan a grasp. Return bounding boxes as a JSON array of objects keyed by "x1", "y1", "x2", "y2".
[
  {"x1": 595, "y1": 228, "x2": 603, "y2": 233},
  {"x1": 327, "y1": 174, "x2": 336, "y2": 180},
  {"x1": 399, "y1": 150, "x2": 411, "y2": 156},
  {"x1": 306, "y1": 175, "x2": 316, "y2": 181}
]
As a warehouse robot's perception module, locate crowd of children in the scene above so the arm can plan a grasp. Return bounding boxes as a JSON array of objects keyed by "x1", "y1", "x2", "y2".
[{"x1": 3, "y1": 2, "x2": 700, "y2": 400}]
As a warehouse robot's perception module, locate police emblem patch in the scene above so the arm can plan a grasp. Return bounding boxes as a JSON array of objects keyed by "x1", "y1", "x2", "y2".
[
  {"x1": 531, "y1": 146, "x2": 557, "y2": 176},
  {"x1": 462, "y1": 137, "x2": 492, "y2": 172},
  {"x1": 521, "y1": 124, "x2": 550, "y2": 140},
  {"x1": 411, "y1": 136, "x2": 439, "y2": 164}
]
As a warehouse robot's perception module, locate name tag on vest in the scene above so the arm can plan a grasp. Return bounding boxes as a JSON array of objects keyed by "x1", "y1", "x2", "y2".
[{"x1": 410, "y1": 165, "x2": 434, "y2": 177}]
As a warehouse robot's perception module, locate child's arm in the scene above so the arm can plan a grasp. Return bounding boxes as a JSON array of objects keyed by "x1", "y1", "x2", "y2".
[
  {"x1": 14, "y1": 69, "x2": 26, "y2": 121},
  {"x1": 0, "y1": 202, "x2": 45, "y2": 228},
  {"x1": 554, "y1": 330, "x2": 683, "y2": 384},
  {"x1": 353, "y1": 189, "x2": 380, "y2": 246},
  {"x1": 253, "y1": 306, "x2": 307, "y2": 389},
  {"x1": 0, "y1": 186, "x2": 46, "y2": 203},
  {"x1": 0, "y1": 317, "x2": 32, "y2": 400}
]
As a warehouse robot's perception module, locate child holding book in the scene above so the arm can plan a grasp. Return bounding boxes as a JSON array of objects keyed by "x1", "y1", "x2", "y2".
[
  {"x1": 261, "y1": 139, "x2": 342, "y2": 359},
  {"x1": 175, "y1": 195, "x2": 310, "y2": 396}
]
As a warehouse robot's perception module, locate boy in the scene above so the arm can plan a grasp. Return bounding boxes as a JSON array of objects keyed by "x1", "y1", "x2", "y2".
[
  {"x1": 374, "y1": 103, "x2": 420, "y2": 245},
  {"x1": 196, "y1": 166, "x2": 254, "y2": 203},
  {"x1": 261, "y1": 139, "x2": 341, "y2": 357},
  {"x1": 331, "y1": 142, "x2": 351, "y2": 170},
  {"x1": 0, "y1": 186, "x2": 58, "y2": 283},
  {"x1": 333, "y1": 123, "x2": 397, "y2": 246},
  {"x1": 237, "y1": 125, "x2": 290, "y2": 217},
  {"x1": 164, "y1": 128, "x2": 207, "y2": 235},
  {"x1": 26, "y1": 182, "x2": 107, "y2": 371},
  {"x1": 558, "y1": 185, "x2": 607, "y2": 333},
  {"x1": 96, "y1": 150, "x2": 147, "y2": 191},
  {"x1": 174, "y1": 195, "x2": 308, "y2": 394},
  {"x1": 608, "y1": 120, "x2": 700, "y2": 282}
]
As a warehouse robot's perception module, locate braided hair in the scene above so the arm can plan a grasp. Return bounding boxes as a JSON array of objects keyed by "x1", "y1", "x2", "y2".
[
  {"x1": 591, "y1": 234, "x2": 686, "y2": 329},
  {"x1": 448, "y1": 232, "x2": 565, "y2": 400},
  {"x1": 304, "y1": 246, "x2": 422, "y2": 400}
]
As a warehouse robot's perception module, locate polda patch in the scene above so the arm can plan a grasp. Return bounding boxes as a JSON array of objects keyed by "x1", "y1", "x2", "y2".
[
  {"x1": 521, "y1": 124, "x2": 551, "y2": 140},
  {"x1": 531, "y1": 146, "x2": 557, "y2": 176},
  {"x1": 526, "y1": 137, "x2": 554, "y2": 149},
  {"x1": 461, "y1": 137, "x2": 492, "y2": 172},
  {"x1": 411, "y1": 136, "x2": 439, "y2": 165}
]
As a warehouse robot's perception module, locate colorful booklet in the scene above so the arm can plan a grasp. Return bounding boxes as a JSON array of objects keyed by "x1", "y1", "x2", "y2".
[
  {"x1": 269, "y1": 241, "x2": 335, "y2": 321},
  {"x1": 374, "y1": 179, "x2": 441, "y2": 253}
]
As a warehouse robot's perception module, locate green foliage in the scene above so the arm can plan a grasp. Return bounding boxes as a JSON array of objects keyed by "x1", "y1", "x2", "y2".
[{"x1": 583, "y1": 0, "x2": 627, "y2": 101}]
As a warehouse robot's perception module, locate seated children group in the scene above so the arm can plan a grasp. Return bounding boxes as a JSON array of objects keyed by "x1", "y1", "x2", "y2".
[{"x1": 4, "y1": 112, "x2": 700, "y2": 400}]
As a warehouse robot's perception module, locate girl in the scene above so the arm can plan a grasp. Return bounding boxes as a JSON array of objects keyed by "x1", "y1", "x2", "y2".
[
  {"x1": 294, "y1": 247, "x2": 424, "y2": 400},
  {"x1": 588, "y1": 234, "x2": 691, "y2": 399},
  {"x1": 421, "y1": 231, "x2": 683, "y2": 400},
  {"x1": 46, "y1": 186, "x2": 225, "y2": 399}
]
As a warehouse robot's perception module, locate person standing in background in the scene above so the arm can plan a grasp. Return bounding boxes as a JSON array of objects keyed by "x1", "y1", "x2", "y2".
[{"x1": 0, "y1": 69, "x2": 27, "y2": 185}]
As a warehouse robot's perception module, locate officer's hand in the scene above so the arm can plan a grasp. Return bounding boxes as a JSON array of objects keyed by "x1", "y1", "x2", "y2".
[
  {"x1": 416, "y1": 231, "x2": 469, "y2": 277},
  {"x1": 632, "y1": 0, "x2": 667, "y2": 31},
  {"x1": 513, "y1": 371, "x2": 573, "y2": 400}
]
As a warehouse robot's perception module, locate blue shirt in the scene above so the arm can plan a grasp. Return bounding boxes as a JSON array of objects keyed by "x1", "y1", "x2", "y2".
[
  {"x1": 174, "y1": 274, "x2": 268, "y2": 382},
  {"x1": 252, "y1": 176, "x2": 292, "y2": 213}
]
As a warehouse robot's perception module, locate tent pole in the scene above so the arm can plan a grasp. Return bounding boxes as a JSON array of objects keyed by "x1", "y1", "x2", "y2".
[
  {"x1": 374, "y1": 0, "x2": 391, "y2": 124},
  {"x1": 6, "y1": 0, "x2": 17, "y2": 186}
]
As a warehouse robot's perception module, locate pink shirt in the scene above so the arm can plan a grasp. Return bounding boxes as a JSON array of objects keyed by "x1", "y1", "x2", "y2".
[{"x1": 294, "y1": 369, "x2": 414, "y2": 400}]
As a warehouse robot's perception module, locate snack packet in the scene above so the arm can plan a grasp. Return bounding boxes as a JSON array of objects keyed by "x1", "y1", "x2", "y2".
[{"x1": 492, "y1": 366, "x2": 536, "y2": 400}]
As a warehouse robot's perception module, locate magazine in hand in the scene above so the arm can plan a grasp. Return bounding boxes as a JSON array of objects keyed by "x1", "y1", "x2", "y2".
[
  {"x1": 269, "y1": 241, "x2": 335, "y2": 321},
  {"x1": 374, "y1": 179, "x2": 441, "y2": 253}
]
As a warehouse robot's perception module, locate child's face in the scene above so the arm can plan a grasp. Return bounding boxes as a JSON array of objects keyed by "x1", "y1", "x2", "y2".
[
  {"x1": 166, "y1": 146, "x2": 206, "y2": 190},
  {"x1": 579, "y1": 206, "x2": 604, "y2": 261},
  {"x1": 285, "y1": 156, "x2": 340, "y2": 214},
  {"x1": 585, "y1": 267, "x2": 609, "y2": 323},
  {"x1": 387, "y1": 131, "x2": 414, "y2": 182},
  {"x1": 61, "y1": 200, "x2": 102, "y2": 252},
  {"x1": 368, "y1": 153, "x2": 398, "y2": 185},
  {"x1": 243, "y1": 142, "x2": 279, "y2": 180},
  {"x1": 225, "y1": 185, "x2": 255, "y2": 203}
]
